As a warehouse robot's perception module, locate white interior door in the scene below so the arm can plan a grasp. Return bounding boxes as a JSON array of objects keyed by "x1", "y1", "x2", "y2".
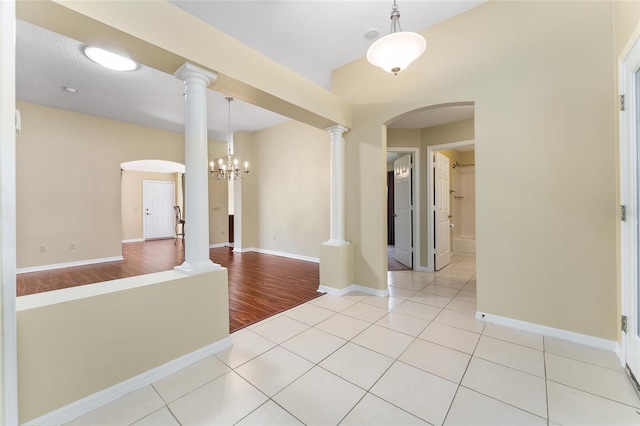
[
  {"x1": 622, "y1": 36, "x2": 640, "y2": 380},
  {"x1": 435, "y1": 152, "x2": 451, "y2": 270},
  {"x1": 144, "y1": 180, "x2": 175, "y2": 239},
  {"x1": 394, "y1": 154, "x2": 413, "y2": 268}
]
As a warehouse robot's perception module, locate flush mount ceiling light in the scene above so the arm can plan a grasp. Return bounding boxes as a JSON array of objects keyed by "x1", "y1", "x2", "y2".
[
  {"x1": 83, "y1": 46, "x2": 137, "y2": 71},
  {"x1": 366, "y1": 0, "x2": 427, "y2": 75}
]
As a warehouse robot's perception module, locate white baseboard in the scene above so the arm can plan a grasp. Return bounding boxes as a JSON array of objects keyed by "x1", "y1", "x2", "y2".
[
  {"x1": 17, "y1": 256, "x2": 124, "y2": 274},
  {"x1": 231, "y1": 247, "x2": 319, "y2": 263},
  {"x1": 122, "y1": 238, "x2": 144, "y2": 243},
  {"x1": 233, "y1": 246, "x2": 254, "y2": 253},
  {"x1": 616, "y1": 342, "x2": 625, "y2": 367},
  {"x1": 476, "y1": 311, "x2": 617, "y2": 352},
  {"x1": 252, "y1": 248, "x2": 319, "y2": 263},
  {"x1": 209, "y1": 243, "x2": 229, "y2": 248},
  {"x1": 318, "y1": 284, "x2": 389, "y2": 297},
  {"x1": 24, "y1": 337, "x2": 232, "y2": 426}
]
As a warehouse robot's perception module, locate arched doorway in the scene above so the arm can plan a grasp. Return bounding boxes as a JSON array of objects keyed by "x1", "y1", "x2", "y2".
[{"x1": 385, "y1": 102, "x2": 475, "y2": 272}]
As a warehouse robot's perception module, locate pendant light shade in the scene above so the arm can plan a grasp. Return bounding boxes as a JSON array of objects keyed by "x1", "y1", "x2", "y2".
[
  {"x1": 366, "y1": 31, "x2": 426, "y2": 74},
  {"x1": 366, "y1": 0, "x2": 427, "y2": 75}
]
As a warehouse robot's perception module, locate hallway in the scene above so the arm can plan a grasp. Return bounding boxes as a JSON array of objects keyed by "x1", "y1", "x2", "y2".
[{"x1": 66, "y1": 255, "x2": 640, "y2": 425}]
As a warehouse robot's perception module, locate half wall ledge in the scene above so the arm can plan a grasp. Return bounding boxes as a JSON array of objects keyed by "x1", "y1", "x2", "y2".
[{"x1": 17, "y1": 269, "x2": 230, "y2": 424}]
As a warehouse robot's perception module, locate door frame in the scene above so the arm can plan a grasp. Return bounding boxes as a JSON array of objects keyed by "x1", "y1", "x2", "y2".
[
  {"x1": 619, "y1": 33, "x2": 640, "y2": 369},
  {"x1": 427, "y1": 140, "x2": 475, "y2": 272},
  {"x1": 1, "y1": 1, "x2": 18, "y2": 423},
  {"x1": 386, "y1": 147, "x2": 422, "y2": 271}
]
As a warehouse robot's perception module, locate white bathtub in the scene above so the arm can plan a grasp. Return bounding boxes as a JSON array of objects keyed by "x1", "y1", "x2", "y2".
[{"x1": 454, "y1": 237, "x2": 476, "y2": 254}]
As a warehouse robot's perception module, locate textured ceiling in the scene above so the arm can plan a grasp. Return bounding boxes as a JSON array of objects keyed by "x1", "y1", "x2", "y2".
[{"x1": 16, "y1": 1, "x2": 483, "y2": 141}]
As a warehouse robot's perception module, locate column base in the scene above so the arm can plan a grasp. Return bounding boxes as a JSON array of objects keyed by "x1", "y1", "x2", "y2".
[
  {"x1": 324, "y1": 239, "x2": 350, "y2": 246},
  {"x1": 319, "y1": 242, "x2": 353, "y2": 293},
  {"x1": 174, "y1": 260, "x2": 221, "y2": 275}
]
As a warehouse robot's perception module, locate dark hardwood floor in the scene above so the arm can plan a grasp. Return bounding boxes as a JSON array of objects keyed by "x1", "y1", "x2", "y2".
[{"x1": 17, "y1": 239, "x2": 323, "y2": 333}]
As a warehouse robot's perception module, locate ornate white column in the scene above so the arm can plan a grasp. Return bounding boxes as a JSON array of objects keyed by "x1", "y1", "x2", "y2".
[
  {"x1": 325, "y1": 125, "x2": 349, "y2": 245},
  {"x1": 174, "y1": 63, "x2": 219, "y2": 274}
]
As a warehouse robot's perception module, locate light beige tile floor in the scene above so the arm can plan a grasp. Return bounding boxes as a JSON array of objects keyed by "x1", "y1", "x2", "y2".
[{"x1": 67, "y1": 255, "x2": 640, "y2": 426}]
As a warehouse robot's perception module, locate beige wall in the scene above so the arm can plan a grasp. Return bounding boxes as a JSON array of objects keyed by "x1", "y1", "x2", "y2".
[
  {"x1": 121, "y1": 170, "x2": 177, "y2": 241},
  {"x1": 388, "y1": 128, "x2": 421, "y2": 148},
  {"x1": 459, "y1": 151, "x2": 475, "y2": 165},
  {"x1": 208, "y1": 139, "x2": 230, "y2": 245},
  {"x1": 614, "y1": 0, "x2": 640, "y2": 57},
  {"x1": 16, "y1": 101, "x2": 235, "y2": 267},
  {"x1": 16, "y1": 101, "x2": 185, "y2": 268},
  {"x1": 334, "y1": 1, "x2": 618, "y2": 339},
  {"x1": 421, "y1": 119, "x2": 475, "y2": 146},
  {"x1": 253, "y1": 120, "x2": 329, "y2": 258},
  {"x1": 17, "y1": 269, "x2": 229, "y2": 423},
  {"x1": 232, "y1": 131, "x2": 259, "y2": 250}
]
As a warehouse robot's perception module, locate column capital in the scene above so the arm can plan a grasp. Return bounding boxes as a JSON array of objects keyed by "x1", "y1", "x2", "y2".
[
  {"x1": 174, "y1": 63, "x2": 218, "y2": 85},
  {"x1": 324, "y1": 124, "x2": 350, "y2": 135}
]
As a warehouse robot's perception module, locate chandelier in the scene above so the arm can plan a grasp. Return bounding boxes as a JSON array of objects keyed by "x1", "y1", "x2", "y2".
[
  {"x1": 210, "y1": 97, "x2": 250, "y2": 180},
  {"x1": 366, "y1": 0, "x2": 427, "y2": 75}
]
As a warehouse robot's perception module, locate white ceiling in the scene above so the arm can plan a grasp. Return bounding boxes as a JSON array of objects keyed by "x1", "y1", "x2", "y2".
[{"x1": 16, "y1": 1, "x2": 483, "y2": 140}]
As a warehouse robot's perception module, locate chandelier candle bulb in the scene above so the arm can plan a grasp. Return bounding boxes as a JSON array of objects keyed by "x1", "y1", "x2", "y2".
[{"x1": 245, "y1": 162, "x2": 249, "y2": 172}]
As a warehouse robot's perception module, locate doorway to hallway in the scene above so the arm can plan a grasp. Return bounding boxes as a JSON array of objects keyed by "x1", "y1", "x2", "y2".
[{"x1": 427, "y1": 140, "x2": 476, "y2": 271}]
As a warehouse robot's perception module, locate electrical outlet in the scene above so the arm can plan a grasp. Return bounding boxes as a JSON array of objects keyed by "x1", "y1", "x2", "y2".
[
  {"x1": 39, "y1": 245, "x2": 46, "y2": 253},
  {"x1": 70, "y1": 242, "x2": 76, "y2": 249}
]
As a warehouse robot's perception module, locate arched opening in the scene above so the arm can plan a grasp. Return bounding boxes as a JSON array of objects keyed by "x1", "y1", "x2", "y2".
[
  {"x1": 120, "y1": 159, "x2": 185, "y2": 243},
  {"x1": 385, "y1": 102, "x2": 475, "y2": 272}
]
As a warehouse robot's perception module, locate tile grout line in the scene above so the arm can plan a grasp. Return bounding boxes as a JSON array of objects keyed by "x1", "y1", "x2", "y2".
[{"x1": 543, "y1": 334, "x2": 551, "y2": 425}]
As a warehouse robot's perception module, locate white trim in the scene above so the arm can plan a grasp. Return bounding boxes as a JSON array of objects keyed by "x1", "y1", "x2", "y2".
[
  {"x1": 477, "y1": 312, "x2": 617, "y2": 352},
  {"x1": 617, "y1": 342, "x2": 625, "y2": 367},
  {"x1": 209, "y1": 242, "x2": 229, "y2": 249},
  {"x1": 252, "y1": 248, "x2": 319, "y2": 263},
  {"x1": 1, "y1": 1, "x2": 18, "y2": 423},
  {"x1": 386, "y1": 147, "x2": 421, "y2": 271},
  {"x1": 426, "y1": 140, "x2": 475, "y2": 272},
  {"x1": 232, "y1": 247, "x2": 319, "y2": 263},
  {"x1": 122, "y1": 238, "x2": 145, "y2": 243},
  {"x1": 23, "y1": 337, "x2": 232, "y2": 426},
  {"x1": 16, "y1": 256, "x2": 124, "y2": 274},
  {"x1": 318, "y1": 284, "x2": 389, "y2": 298},
  {"x1": 620, "y1": 34, "x2": 640, "y2": 375},
  {"x1": 233, "y1": 246, "x2": 252, "y2": 253}
]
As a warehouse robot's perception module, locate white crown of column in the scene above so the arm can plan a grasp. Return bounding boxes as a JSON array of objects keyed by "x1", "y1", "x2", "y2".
[{"x1": 174, "y1": 63, "x2": 218, "y2": 86}]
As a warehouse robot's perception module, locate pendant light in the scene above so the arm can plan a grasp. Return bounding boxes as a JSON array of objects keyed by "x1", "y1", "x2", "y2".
[
  {"x1": 210, "y1": 97, "x2": 249, "y2": 180},
  {"x1": 366, "y1": 0, "x2": 427, "y2": 75}
]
